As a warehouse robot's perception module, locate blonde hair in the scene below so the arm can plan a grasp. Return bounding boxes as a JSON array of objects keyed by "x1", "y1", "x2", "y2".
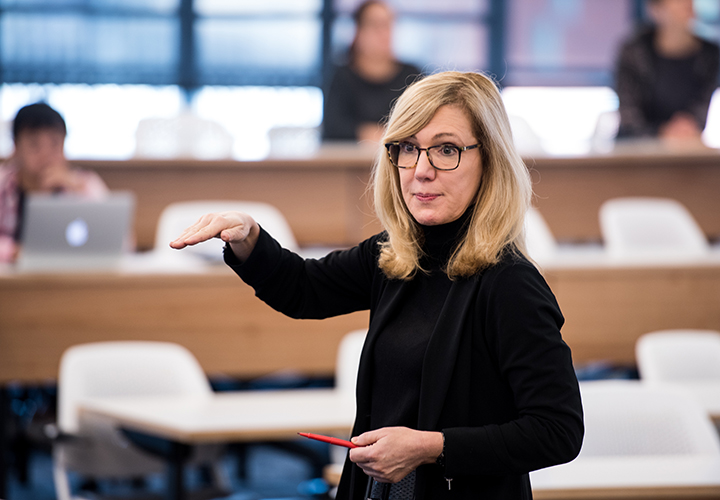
[{"x1": 372, "y1": 71, "x2": 531, "y2": 280}]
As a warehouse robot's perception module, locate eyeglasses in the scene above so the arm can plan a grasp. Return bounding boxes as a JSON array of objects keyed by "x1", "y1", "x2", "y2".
[{"x1": 385, "y1": 141, "x2": 480, "y2": 171}]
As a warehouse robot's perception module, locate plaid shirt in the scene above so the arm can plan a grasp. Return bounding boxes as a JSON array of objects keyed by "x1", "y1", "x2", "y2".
[{"x1": 0, "y1": 159, "x2": 109, "y2": 262}]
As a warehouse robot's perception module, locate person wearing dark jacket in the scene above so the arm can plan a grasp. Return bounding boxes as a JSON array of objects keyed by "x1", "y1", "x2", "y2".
[
  {"x1": 615, "y1": 0, "x2": 720, "y2": 141},
  {"x1": 171, "y1": 71, "x2": 584, "y2": 499},
  {"x1": 323, "y1": 1, "x2": 421, "y2": 143}
]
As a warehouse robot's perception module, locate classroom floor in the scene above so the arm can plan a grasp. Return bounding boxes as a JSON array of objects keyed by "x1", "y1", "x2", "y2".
[{"x1": 7, "y1": 444, "x2": 328, "y2": 500}]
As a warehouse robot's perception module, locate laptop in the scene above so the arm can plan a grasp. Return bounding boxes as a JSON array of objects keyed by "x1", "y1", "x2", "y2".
[{"x1": 17, "y1": 192, "x2": 135, "y2": 272}]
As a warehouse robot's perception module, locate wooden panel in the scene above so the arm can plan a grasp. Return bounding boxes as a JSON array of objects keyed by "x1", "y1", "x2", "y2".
[
  {"x1": 0, "y1": 270, "x2": 369, "y2": 383},
  {"x1": 80, "y1": 158, "x2": 378, "y2": 250},
  {"x1": 74, "y1": 150, "x2": 720, "y2": 251},
  {"x1": 533, "y1": 485, "x2": 720, "y2": 500},
  {"x1": 2, "y1": 263, "x2": 720, "y2": 383},
  {"x1": 545, "y1": 265, "x2": 720, "y2": 364}
]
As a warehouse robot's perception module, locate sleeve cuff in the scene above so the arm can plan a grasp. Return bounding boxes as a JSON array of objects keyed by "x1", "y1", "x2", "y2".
[{"x1": 223, "y1": 225, "x2": 285, "y2": 287}]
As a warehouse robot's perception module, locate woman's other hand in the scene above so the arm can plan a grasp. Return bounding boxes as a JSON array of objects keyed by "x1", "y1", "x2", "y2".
[
  {"x1": 349, "y1": 427, "x2": 443, "y2": 483},
  {"x1": 169, "y1": 211, "x2": 260, "y2": 262}
]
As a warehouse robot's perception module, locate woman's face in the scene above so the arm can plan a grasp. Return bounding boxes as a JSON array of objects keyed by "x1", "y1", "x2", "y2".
[
  {"x1": 398, "y1": 105, "x2": 483, "y2": 226},
  {"x1": 355, "y1": 3, "x2": 394, "y2": 59},
  {"x1": 649, "y1": 0, "x2": 695, "y2": 30}
]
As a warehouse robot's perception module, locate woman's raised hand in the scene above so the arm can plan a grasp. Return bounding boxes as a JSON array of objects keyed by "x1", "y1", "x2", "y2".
[{"x1": 169, "y1": 211, "x2": 260, "y2": 261}]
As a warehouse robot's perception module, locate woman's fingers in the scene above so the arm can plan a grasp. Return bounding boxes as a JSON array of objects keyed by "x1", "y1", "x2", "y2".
[
  {"x1": 348, "y1": 427, "x2": 443, "y2": 483},
  {"x1": 169, "y1": 212, "x2": 249, "y2": 249}
]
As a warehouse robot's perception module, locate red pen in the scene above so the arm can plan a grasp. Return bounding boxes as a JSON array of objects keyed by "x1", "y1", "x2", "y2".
[{"x1": 298, "y1": 432, "x2": 358, "y2": 448}]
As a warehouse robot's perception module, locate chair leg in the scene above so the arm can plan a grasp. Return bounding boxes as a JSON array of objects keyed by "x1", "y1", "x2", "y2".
[
  {"x1": 210, "y1": 461, "x2": 233, "y2": 492},
  {"x1": 52, "y1": 449, "x2": 74, "y2": 500}
]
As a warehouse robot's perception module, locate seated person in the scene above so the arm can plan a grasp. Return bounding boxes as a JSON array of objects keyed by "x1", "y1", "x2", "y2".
[
  {"x1": 615, "y1": 0, "x2": 720, "y2": 142},
  {"x1": 0, "y1": 102, "x2": 108, "y2": 263},
  {"x1": 323, "y1": 0, "x2": 422, "y2": 143}
]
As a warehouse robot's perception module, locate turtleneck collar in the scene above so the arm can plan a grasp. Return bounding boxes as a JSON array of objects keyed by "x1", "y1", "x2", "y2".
[{"x1": 418, "y1": 205, "x2": 474, "y2": 267}]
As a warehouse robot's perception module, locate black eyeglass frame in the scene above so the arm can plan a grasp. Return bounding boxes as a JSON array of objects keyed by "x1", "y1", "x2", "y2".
[{"x1": 384, "y1": 141, "x2": 481, "y2": 171}]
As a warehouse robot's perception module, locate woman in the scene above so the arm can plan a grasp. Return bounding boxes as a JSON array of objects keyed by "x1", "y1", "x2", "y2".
[
  {"x1": 172, "y1": 71, "x2": 583, "y2": 499},
  {"x1": 323, "y1": 1, "x2": 422, "y2": 143},
  {"x1": 615, "y1": 0, "x2": 719, "y2": 141}
]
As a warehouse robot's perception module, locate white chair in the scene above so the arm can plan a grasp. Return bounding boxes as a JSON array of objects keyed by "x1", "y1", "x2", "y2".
[
  {"x1": 524, "y1": 207, "x2": 558, "y2": 264},
  {"x1": 531, "y1": 380, "x2": 720, "y2": 492},
  {"x1": 267, "y1": 126, "x2": 320, "y2": 158},
  {"x1": 637, "y1": 330, "x2": 720, "y2": 382},
  {"x1": 636, "y1": 330, "x2": 720, "y2": 420},
  {"x1": 53, "y1": 341, "x2": 230, "y2": 500},
  {"x1": 508, "y1": 114, "x2": 545, "y2": 157},
  {"x1": 313, "y1": 330, "x2": 366, "y2": 494},
  {"x1": 589, "y1": 109, "x2": 620, "y2": 154},
  {"x1": 334, "y1": 329, "x2": 366, "y2": 402},
  {"x1": 134, "y1": 112, "x2": 234, "y2": 160},
  {"x1": 153, "y1": 200, "x2": 299, "y2": 262},
  {"x1": 599, "y1": 197, "x2": 709, "y2": 261}
]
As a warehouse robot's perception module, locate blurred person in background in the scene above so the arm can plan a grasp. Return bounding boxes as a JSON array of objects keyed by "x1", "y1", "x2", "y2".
[
  {"x1": 323, "y1": 0, "x2": 422, "y2": 143},
  {"x1": 615, "y1": 0, "x2": 719, "y2": 143},
  {"x1": 0, "y1": 102, "x2": 108, "y2": 263}
]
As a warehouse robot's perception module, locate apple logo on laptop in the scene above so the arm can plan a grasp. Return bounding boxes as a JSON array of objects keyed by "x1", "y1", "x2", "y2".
[{"x1": 65, "y1": 218, "x2": 89, "y2": 247}]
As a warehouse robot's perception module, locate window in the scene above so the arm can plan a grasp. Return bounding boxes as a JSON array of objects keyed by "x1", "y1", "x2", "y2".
[
  {"x1": 0, "y1": 1, "x2": 180, "y2": 85},
  {"x1": 331, "y1": 0, "x2": 490, "y2": 74},
  {"x1": 505, "y1": 0, "x2": 635, "y2": 86}
]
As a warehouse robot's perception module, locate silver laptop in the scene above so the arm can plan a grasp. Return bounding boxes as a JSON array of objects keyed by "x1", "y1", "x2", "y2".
[{"x1": 17, "y1": 192, "x2": 135, "y2": 272}]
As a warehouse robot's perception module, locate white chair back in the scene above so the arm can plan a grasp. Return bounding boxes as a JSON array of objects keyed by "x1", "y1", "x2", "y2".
[
  {"x1": 154, "y1": 200, "x2": 299, "y2": 259},
  {"x1": 524, "y1": 207, "x2": 557, "y2": 263},
  {"x1": 599, "y1": 197, "x2": 708, "y2": 260},
  {"x1": 637, "y1": 330, "x2": 720, "y2": 382},
  {"x1": 531, "y1": 381, "x2": 720, "y2": 491},
  {"x1": 58, "y1": 341, "x2": 211, "y2": 434},
  {"x1": 134, "y1": 112, "x2": 234, "y2": 160},
  {"x1": 578, "y1": 381, "x2": 720, "y2": 458},
  {"x1": 335, "y1": 330, "x2": 367, "y2": 399}
]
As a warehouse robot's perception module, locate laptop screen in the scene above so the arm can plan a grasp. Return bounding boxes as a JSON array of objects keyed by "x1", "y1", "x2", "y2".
[{"x1": 17, "y1": 191, "x2": 135, "y2": 272}]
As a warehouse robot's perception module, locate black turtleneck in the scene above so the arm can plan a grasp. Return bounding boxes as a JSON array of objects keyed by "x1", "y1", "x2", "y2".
[{"x1": 369, "y1": 208, "x2": 472, "y2": 430}]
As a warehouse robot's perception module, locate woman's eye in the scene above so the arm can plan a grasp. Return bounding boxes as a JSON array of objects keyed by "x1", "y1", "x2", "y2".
[
  {"x1": 399, "y1": 142, "x2": 416, "y2": 153},
  {"x1": 439, "y1": 145, "x2": 458, "y2": 156}
]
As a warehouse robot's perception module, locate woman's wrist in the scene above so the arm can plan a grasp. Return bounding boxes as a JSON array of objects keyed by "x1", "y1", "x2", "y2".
[
  {"x1": 419, "y1": 430, "x2": 445, "y2": 466},
  {"x1": 228, "y1": 220, "x2": 260, "y2": 262}
]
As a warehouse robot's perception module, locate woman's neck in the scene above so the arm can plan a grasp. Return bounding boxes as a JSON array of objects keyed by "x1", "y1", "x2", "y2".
[
  {"x1": 654, "y1": 26, "x2": 699, "y2": 58},
  {"x1": 420, "y1": 208, "x2": 473, "y2": 264},
  {"x1": 352, "y1": 54, "x2": 398, "y2": 83}
]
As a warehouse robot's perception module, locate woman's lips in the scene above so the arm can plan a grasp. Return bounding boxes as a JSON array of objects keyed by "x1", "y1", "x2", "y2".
[{"x1": 415, "y1": 193, "x2": 439, "y2": 202}]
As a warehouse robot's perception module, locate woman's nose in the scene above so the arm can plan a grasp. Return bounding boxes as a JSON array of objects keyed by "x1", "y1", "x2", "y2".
[{"x1": 414, "y1": 151, "x2": 436, "y2": 180}]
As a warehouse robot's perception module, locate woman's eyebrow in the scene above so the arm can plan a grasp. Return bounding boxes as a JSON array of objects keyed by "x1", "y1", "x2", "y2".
[
  {"x1": 431, "y1": 132, "x2": 461, "y2": 142},
  {"x1": 407, "y1": 132, "x2": 461, "y2": 142}
]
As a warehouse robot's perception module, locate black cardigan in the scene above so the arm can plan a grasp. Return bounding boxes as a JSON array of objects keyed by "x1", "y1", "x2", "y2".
[{"x1": 226, "y1": 228, "x2": 584, "y2": 499}]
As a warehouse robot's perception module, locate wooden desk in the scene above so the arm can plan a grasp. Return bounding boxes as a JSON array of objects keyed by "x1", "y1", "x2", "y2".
[
  {"x1": 77, "y1": 152, "x2": 381, "y2": 251},
  {"x1": 78, "y1": 390, "x2": 355, "y2": 500},
  {"x1": 74, "y1": 148, "x2": 720, "y2": 251},
  {"x1": 533, "y1": 485, "x2": 720, "y2": 499},
  {"x1": 542, "y1": 261, "x2": 720, "y2": 365},
  {"x1": 0, "y1": 266, "x2": 369, "y2": 384},
  {"x1": 79, "y1": 391, "x2": 354, "y2": 445},
  {"x1": 2, "y1": 260, "x2": 720, "y2": 384}
]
